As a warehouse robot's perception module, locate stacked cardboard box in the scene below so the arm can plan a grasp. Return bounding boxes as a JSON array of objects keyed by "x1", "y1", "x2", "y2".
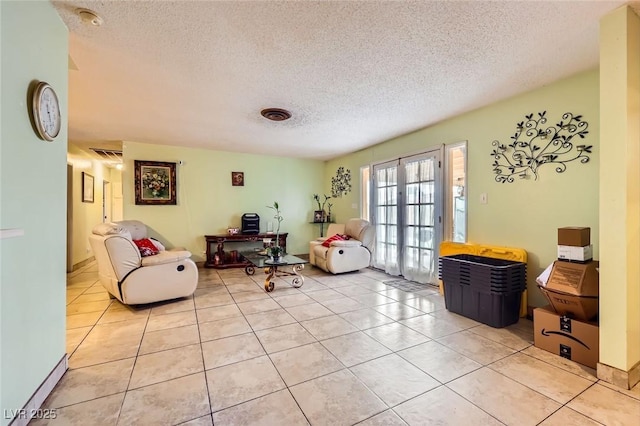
[
  {"x1": 557, "y1": 227, "x2": 593, "y2": 262},
  {"x1": 534, "y1": 227, "x2": 599, "y2": 368},
  {"x1": 533, "y1": 306, "x2": 599, "y2": 368},
  {"x1": 539, "y1": 260, "x2": 599, "y2": 320}
]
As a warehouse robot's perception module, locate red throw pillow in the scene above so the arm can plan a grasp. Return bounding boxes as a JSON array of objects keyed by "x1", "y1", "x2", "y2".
[
  {"x1": 322, "y1": 234, "x2": 345, "y2": 247},
  {"x1": 133, "y1": 238, "x2": 159, "y2": 257}
]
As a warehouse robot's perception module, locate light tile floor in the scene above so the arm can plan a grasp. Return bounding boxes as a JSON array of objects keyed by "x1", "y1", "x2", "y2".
[{"x1": 32, "y1": 262, "x2": 640, "y2": 425}]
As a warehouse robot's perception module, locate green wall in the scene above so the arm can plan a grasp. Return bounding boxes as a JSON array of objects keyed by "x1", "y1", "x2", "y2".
[
  {"x1": 0, "y1": 1, "x2": 68, "y2": 422},
  {"x1": 326, "y1": 70, "x2": 600, "y2": 308},
  {"x1": 122, "y1": 142, "x2": 325, "y2": 258}
]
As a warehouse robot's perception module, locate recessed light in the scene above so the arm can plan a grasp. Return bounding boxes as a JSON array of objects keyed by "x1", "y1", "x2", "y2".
[{"x1": 261, "y1": 108, "x2": 291, "y2": 121}]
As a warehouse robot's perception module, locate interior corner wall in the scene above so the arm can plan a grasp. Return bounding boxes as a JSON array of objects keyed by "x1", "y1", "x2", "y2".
[
  {"x1": 67, "y1": 143, "x2": 110, "y2": 267},
  {"x1": 598, "y1": 5, "x2": 640, "y2": 373},
  {"x1": 326, "y1": 70, "x2": 600, "y2": 308},
  {"x1": 121, "y1": 141, "x2": 325, "y2": 257},
  {"x1": 0, "y1": 2, "x2": 68, "y2": 423}
]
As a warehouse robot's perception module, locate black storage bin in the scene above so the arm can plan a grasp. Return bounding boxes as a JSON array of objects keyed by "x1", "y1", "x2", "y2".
[{"x1": 439, "y1": 254, "x2": 526, "y2": 328}]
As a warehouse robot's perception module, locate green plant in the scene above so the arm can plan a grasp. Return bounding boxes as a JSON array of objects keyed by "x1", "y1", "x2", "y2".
[
  {"x1": 313, "y1": 194, "x2": 332, "y2": 211},
  {"x1": 267, "y1": 201, "x2": 284, "y2": 256},
  {"x1": 326, "y1": 202, "x2": 333, "y2": 221}
]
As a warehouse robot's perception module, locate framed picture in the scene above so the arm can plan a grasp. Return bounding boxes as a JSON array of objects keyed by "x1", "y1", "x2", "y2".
[
  {"x1": 231, "y1": 171, "x2": 244, "y2": 186},
  {"x1": 82, "y1": 172, "x2": 94, "y2": 203},
  {"x1": 313, "y1": 210, "x2": 325, "y2": 223},
  {"x1": 134, "y1": 160, "x2": 177, "y2": 205}
]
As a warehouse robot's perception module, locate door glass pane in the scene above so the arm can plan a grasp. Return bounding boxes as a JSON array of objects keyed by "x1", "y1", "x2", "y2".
[
  {"x1": 372, "y1": 162, "x2": 400, "y2": 275},
  {"x1": 401, "y1": 154, "x2": 439, "y2": 284}
]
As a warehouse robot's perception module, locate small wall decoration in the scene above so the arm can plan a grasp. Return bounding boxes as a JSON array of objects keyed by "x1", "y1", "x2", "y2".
[
  {"x1": 331, "y1": 166, "x2": 352, "y2": 197},
  {"x1": 82, "y1": 172, "x2": 94, "y2": 203},
  {"x1": 313, "y1": 210, "x2": 325, "y2": 223},
  {"x1": 231, "y1": 171, "x2": 244, "y2": 186},
  {"x1": 134, "y1": 160, "x2": 177, "y2": 205},
  {"x1": 491, "y1": 111, "x2": 591, "y2": 183}
]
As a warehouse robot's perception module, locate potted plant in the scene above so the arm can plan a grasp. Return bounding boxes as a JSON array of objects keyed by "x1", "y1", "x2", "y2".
[
  {"x1": 267, "y1": 201, "x2": 284, "y2": 261},
  {"x1": 313, "y1": 194, "x2": 332, "y2": 222}
]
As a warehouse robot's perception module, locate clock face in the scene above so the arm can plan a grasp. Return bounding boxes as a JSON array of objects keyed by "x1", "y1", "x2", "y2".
[{"x1": 33, "y1": 82, "x2": 61, "y2": 141}]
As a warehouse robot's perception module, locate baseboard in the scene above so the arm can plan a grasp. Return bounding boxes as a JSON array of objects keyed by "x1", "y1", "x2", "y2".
[
  {"x1": 72, "y1": 256, "x2": 95, "y2": 272},
  {"x1": 597, "y1": 359, "x2": 640, "y2": 390},
  {"x1": 8, "y1": 354, "x2": 68, "y2": 426}
]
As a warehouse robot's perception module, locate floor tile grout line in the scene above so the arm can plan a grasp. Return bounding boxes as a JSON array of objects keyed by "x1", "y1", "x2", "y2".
[
  {"x1": 483, "y1": 360, "x2": 592, "y2": 407},
  {"x1": 441, "y1": 381, "x2": 512, "y2": 425},
  {"x1": 430, "y1": 332, "x2": 520, "y2": 366},
  {"x1": 556, "y1": 381, "x2": 616, "y2": 425},
  {"x1": 195, "y1": 283, "x2": 216, "y2": 423},
  {"x1": 115, "y1": 299, "x2": 153, "y2": 426},
  {"x1": 510, "y1": 347, "x2": 599, "y2": 383}
]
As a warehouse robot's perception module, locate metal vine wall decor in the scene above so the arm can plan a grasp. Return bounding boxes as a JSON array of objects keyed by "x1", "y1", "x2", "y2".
[
  {"x1": 491, "y1": 111, "x2": 592, "y2": 183},
  {"x1": 331, "y1": 166, "x2": 352, "y2": 197}
]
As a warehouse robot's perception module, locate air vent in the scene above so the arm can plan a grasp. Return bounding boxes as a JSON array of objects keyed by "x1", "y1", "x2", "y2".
[
  {"x1": 261, "y1": 108, "x2": 291, "y2": 121},
  {"x1": 90, "y1": 148, "x2": 122, "y2": 162}
]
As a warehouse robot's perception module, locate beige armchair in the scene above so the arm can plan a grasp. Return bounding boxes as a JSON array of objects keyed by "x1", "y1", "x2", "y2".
[
  {"x1": 310, "y1": 218, "x2": 375, "y2": 274},
  {"x1": 89, "y1": 220, "x2": 198, "y2": 304}
]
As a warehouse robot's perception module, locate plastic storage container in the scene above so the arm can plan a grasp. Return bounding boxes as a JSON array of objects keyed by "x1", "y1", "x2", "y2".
[{"x1": 439, "y1": 254, "x2": 527, "y2": 328}]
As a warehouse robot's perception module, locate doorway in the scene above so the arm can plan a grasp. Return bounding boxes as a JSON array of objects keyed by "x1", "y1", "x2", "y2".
[
  {"x1": 371, "y1": 149, "x2": 443, "y2": 284},
  {"x1": 103, "y1": 180, "x2": 112, "y2": 223},
  {"x1": 66, "y1": 164, "x2": 73, "y2": 272}
]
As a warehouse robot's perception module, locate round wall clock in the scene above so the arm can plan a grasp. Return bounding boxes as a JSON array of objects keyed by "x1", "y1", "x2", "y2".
[{"x1": 31, "y1": 81, "x2": 61, "y2": 141}]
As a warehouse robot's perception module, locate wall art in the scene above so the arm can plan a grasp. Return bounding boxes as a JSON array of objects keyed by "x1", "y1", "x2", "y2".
[
  {"x1": 134, "y1": 160, "x2": 177, "y2": 205},
  {"x1": 491, "y1": 111, "x2": 591, "y2": 183}
]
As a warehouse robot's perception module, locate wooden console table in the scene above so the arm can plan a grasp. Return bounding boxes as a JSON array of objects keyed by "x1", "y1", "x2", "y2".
[{"x1": 204, "y1": 233, "x2": 288, "y2": 269}]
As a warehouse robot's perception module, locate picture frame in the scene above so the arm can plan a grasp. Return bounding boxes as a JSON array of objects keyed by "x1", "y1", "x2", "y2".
[
  {"x1": 134, "y1": 160, "x2": 177, "y2": 205},
  {"x1": 313, "y1": 210, "x2": 325, "y2": 223},
  {"x1": 231, "y1": 171, "x2": 244, "y2": 186},
  {"x1": 82, "y1": 172, "x2": 94, "y2": 203}
]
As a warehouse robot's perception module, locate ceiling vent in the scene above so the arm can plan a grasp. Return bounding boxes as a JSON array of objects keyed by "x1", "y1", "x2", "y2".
[
  {"x1": 261, "y1": 108, "x2": 291, "y2": 121},
  {"x1": 90, "y1": 148, "x2": 122, "y2": 162}
]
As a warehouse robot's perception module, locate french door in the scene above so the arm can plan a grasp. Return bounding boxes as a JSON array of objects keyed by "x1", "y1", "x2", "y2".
[{"x1": 372, "y1": 149, "x2": 442, "y2": 284}]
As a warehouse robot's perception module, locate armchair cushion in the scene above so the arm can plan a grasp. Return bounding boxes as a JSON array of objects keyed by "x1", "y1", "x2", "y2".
[
  {"x1": 328, "y1": 239, "x2": 362, "y2": 248},
  {"x1": 150, "y1": 237, "x2": 166, "y2": 252},
  {"x1": 141, "y1": 250, "x2": 192, "y2": 266},
  {"x1": 322, "y1": 234, "x2": 347, "y2": 247},
  {"x1": 134, "y1": 238, "x2": 159, "y2": 257}
]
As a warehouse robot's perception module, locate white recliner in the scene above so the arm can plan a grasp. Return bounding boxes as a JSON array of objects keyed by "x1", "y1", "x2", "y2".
[
  {"x1": 310, "y1": 218, "x2": 375, "y2": 274},
  {"x1": 89, "y1": 220, "x2": 198, "y2": 305}
]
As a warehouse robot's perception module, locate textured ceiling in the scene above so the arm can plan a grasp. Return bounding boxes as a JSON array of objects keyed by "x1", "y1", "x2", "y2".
[{"x1": 52, "y1": 0, "x2": 631, "y2": 160}]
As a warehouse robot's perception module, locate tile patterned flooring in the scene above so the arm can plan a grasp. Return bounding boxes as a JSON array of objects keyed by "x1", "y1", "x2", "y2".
[{"x1": 33, "y1": 262, "x2": 640, "y2": 425}]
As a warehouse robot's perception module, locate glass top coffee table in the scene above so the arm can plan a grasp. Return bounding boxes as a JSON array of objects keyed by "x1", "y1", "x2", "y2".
[{"x1": 241, "y1": 250, "x2": 309, "y2": 292}]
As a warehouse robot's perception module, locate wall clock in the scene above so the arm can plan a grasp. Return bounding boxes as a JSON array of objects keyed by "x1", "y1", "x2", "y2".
[{"x1": 31, "y1": 81, "x2": 61, "y2": 141}]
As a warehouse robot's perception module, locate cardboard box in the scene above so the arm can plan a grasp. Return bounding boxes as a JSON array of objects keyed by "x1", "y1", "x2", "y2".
[
  {"x1": 547, "y1": 260, "x2": 599, "y2": 297},
  {"x1": 538, "y1": 287, "x2": 599, "y2": 321},
  {"x1": 540, "y1": 260, "x2": 599, "y2": 320},
  {"x1": 558, "y1": 227, "x2": 590, "y2": 247},
  {"x1": 534, "y1": 306, "x2": 599, "y2": 369},
  {"x1": 557, "y1": 244, "x2": 593, "y2": 262}
]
